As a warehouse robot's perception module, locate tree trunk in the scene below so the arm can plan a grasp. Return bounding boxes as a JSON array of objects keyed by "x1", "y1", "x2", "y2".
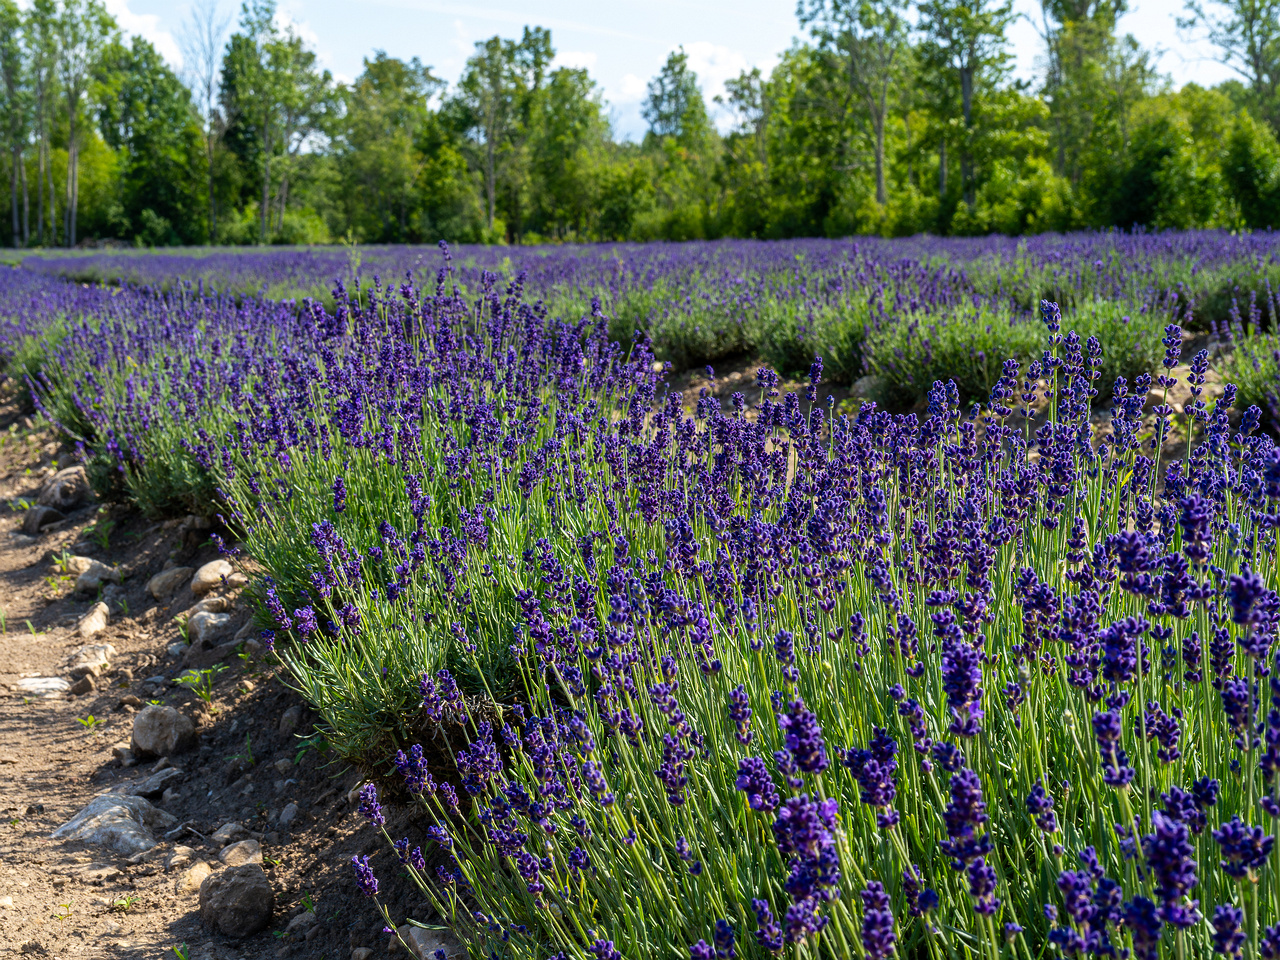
[
  {"x1": 20, "y1": 151, "x2": 28, "y2": 246},
  {"x1": 873, "y1": 93, "x2": 887, "y2": 206},
  {"x1": 959, "y1": 63, "x2": 975, "y2": 207},
  {"x1": 36, "y1": 136, "x2": 44, "y2": 245},
  {"x1": 207, "y1": 135, "x2": 216, "y2": 242},
  {"x1": 939, "y1": 139, "x2": 947, "y2": 199},
  {"x1": 260, "y1": 126, "x2": 270, "y2": 244},
  {"x1": 485, "y1": 138, "x2": 495, "y2": 230},
  {"x1": 10, "y1": 148, "x2": 17, "y2": 248}
]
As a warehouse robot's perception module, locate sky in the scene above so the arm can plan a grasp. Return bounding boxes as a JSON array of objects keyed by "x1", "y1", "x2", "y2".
[{"x1": 103, "y1": 0, "x2": 1243, "y2": 140}]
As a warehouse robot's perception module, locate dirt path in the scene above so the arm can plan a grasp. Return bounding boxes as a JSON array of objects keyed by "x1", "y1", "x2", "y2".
[{"x1": 0, "y1": 402, "x2": 438, "y2": 960}]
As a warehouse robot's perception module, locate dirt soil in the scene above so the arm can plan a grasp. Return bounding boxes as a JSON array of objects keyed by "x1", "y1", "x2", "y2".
[{"x1": 0, "y1": 398, "x2": 442, "y2": 960}]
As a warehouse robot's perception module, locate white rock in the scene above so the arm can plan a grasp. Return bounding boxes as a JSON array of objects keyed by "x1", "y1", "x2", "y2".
[
  {"x1": 189, "y1": 611, "x2": 232, "y2": 645},
  {"x1": 190, "y1": 560, "x2": 233, "y2": 596},
  {"x1": 147, "y1": 566, "x2": 193, "y2": 600},
  {"x1": 77, "y1": 603, "x2": 110, "y2": 639},
  {"x1": 397, "y1": 925, "x2": 463, "y2": 960},
  {"x1": 51, "y1": 794, "x2": 177, "y2": 856},
  {"x1": 167, "y1": 641, "x2": 188, "y2": 658},
  {"x1": 67, "y1": 641, "x2": 116, "y2": 678},
  {"x1": 16, "y1": 677, "x2": 70, "y2": 697},
  {"x1": 75, "y1": 559, "x2": 122, "y2": 592},
  {"x1": 219, "y1": 838, "x2": 262, "y2": 867},
  {"x1": 278, "y1": 802, "x2": 299, "y2": 828},
  {"x1": 130, "y1": 705, "x2": 196, "y2": 757},
  {"x1": 191, "y1": 596, "x2": 231, "y2": 614}
]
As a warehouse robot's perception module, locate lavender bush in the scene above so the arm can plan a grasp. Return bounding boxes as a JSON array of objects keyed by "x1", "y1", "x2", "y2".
[{"x1": 5, "y1": 238, "x2": 1280, "y2": 957}]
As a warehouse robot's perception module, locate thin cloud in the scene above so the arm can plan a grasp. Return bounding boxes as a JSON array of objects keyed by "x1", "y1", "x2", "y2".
[{"x1": 103, "y1": 0, "x2": 183, "y2": 66}]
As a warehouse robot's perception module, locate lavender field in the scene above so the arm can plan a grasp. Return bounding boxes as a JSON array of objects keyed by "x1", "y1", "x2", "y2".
[{"x1": 4, "y1": 231, "x2": 1280, "y2": 958}]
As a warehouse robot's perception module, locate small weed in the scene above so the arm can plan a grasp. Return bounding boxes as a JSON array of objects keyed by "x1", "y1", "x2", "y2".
[
  {"x1": 148, "y1": 699, "x2": 163, "y2": 705},
  {"x1": 85, "y1": 518, "x2": 114, "y2": 550},
  {"x1": 300, "y1": 891, "x2": 316, "y2": 913},
  {"x1": 25, "y1": 619, "x2": 35, "y2": 636},
  {"x1": 263, "y1": 855, "x2": 281, "y2": 868},
  {"x1": 228, "y1": 732, "x2": 254, "y2": 765},
  {"x1": 175, "y1": 615, "x2": 189, "y2": 642},
  {"x1": 119, "y1": 597, "x2": 129, "y2": 618},
  {"x1": 76, "y1": 715, "x2": 104, "y2": 730},
  {"x1": 0, "y1": 607, "x2": 6, "y2": 632},
  {"x1": 52, "y1": 901, "x2": 72, "y2": 929},
  {"x1": 294, "y1": 733, "x2": 329, "y2": 765},
  {"x1": 51, "y1": 549, "x2": 74, "y2": 574},
  {"x1": 171, "y1": 945, "x2": 190, "y2": 960},
  {"x1": 111, "y1": 894, "x2": 137, "y2": 913},
  {"x1": 175, "y1": 664, "x2": 226, "y2": 704},
  {"x1": 8, "y1": 816, "x2": 19, "y2": 827},
  {"x1": 9, "y1": 496, "x2": 30, "y2": 511}
]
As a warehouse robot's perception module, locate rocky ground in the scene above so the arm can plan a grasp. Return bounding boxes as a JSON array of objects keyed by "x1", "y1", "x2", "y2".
[{"x1": 0, "y1": 400, "x2": 457, "y2": 960}]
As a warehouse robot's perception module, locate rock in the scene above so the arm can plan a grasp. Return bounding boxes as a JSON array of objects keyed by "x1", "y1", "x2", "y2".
[
  {"x1": 398, "y1": 925, "x2": 463, "y2": 960},
  {"x1": 234, "y1": 620, "x2": 257, "y2": 642},
  {"x1": 69, "y1": 674, "x2": 95, "y2": 696},
  {"x1": 67, "y1": 641, "x2": 116, "y2": 677},
  {"x1": 191, "y1": 560, "x2": 233, "y2": 596},
  {"x1": 189, "y1": 611, "x2": 232, "y2": 645},
  {"x1": 76, "y1": 863, "x2": 121, "y2": 884},
  {"x1": 851, "y1": 374, "x2": 884, "y2": 399},
  {"x1": 278, "y1": 803, "x2": 299, "y2": 828},
  {"x1": 166, "y1": 845, "x2": 195, "y2": 871},
  {"x1": 191, "y1": 596, "x2": 232, "y2": 614},
  {"x1": 219, "y1": 839, "x2": 263, "y2": 867},
  {"x1": 273, "y1": 759, "x2": 293, "y2": 775},
  {"x1": 287, "y1": 912, "x2": 318, "y2": 934},
  {"x1": 22, "y1": 505, "x2": 63, "y2": 535},
  {"x1": 75, "y1": 559, "x2": 122, "y2": 593},
  {"x1": 51, "y1": 794, "x2": 176, "y2": 856},
  {"x1": 77, "y1": 602, "x2": 110, "y2": 639},
  {"x1": 243, "y1": 638, "x2": 265, "y2": 659},
  {"x1": 148, "y1": 566, "x2": 193, "y2": 600},
  {"x1": 175, "y1": 860, "x2": 213, "y2": 896},
  {"x1": 278, "y1": 705, "x2": 301, "y2": 737},
  {"x1": 16, "y1": 676, "x2": 70, "y2": 698},
  {"x1": 161, "y1": 786, "x2": 179, "y2": 805},
  {"x1": 0, "y1": 896, "x2": 12, "y2": 909},
  {"x1": 131, "y1": 705, "x2": 196, "y2": 758},
  {"x1": 109, "y1": 766, "x2": 183, "y2": 799},
  {"x1": 199, "y1": 863, "x2": 274, "y2": 937},
  {"x1": 111, "y1": 742, "x2": 133, "y2": 763},
  {"x1": 168, "y1": 641, "x2": 189, "y2": 658},
  {"x1": 352, "y1": 950, "x2": 374, "y2": 960},
  {"x1": 211, "y1": 821, "x2": 248, "y2": 845},
  {"x1": 38, "y1": 465, "x2": 89, "y2": 510}
]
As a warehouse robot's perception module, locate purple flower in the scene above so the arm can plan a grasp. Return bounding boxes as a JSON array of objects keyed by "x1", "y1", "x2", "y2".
[
  {"x1": 777, "y1": 698, "x2": 828, "y2": 775},
  {"x1": 351, "y1": 854, "x2": 378, "y2": 896},
  {"x1": 728, "y1": 685, "x2": 753, "y2": 745},
  {"x1": 1212, "y1": 904, "x2": 1245, "y2": 959},
  {"x1": 357, "y1": 783, "x2": 385, "y2": 827},
  {"x1": 860, "y1": 881, "x2": 896, "y2": 959},
  {"x1": 751, "y1": 899, "x2": 784, "y2": 952},
  {"x1": 1213, "y1": 816, "x2": 1275, "y2": 879},
  {"x1": 713, "y1": 919, "x2": 735, "y2": 959},
  {"x1": 332, "y1": 475, "x2": 347, "y2": 513},
  {"x1": 690, "y1": 941, "x2": 714, "y2": 960},
  {"x1": 735, "y1": 757, "x2": 779, "y2": 812},
  {"x1": 1026, "y1": 780, "x2": 1059, "y2": 833},
  {"x1": 1122, "y1": 896, "x2": 1162, "y2": 960}
]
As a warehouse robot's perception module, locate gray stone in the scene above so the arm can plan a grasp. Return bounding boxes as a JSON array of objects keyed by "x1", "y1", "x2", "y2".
[
  {"x1": 51, "y1": 794, "x2": 177, "y2": 856},
  {"x1": 191, "y1": 596, "x2": 231, "y2": 614},
  {"x1": 130, "y1": 705, "x2": 196, "y2": 758},
  {"x1": 189, "y1": 611, "x2": 232, "y2": 645},
  {"x1": 69, "y1": 674, "x2": 95, "y2": 696},
  {"x1": 75, "y1": 559, "x2": 122, "y2": 593},
  {"x1": 175, "y1": 860, "x2": 212, "y2": 896},
  {"x1": 168, "y1": 641, "x2": 189, "y2": 658},
  {"x1": 147, "y1": 566, "x2": 193, "y2": 600},
  {"x1": 77, "y1": 603, "x2": 110, "y2": 639},
  {"x1": 199, "y1": 863, "x2": 274, "y2": 937},
  {"x1": 22, "y1": 505, "x2": 63, "y2": 535},
  {"x1": 16, "y1": 676, "x2": 70, "y2": 697},
  {"x1": 397, "y1": 925, "x2": 463, "y2": 960},
  {"x1": 38, "y1": 466, "x2": 89, "y2": 510},
  {"x1": 219, "y1": 839, "x2": 262, "y2": 867},
  {"x1": 166, "y1": 845, "x2": 195, "y2": 870},
  {"x1": 278, "y1": 803, "x2": 299, "y2": 828},
  {"x1": 851, "y1": 374, "x2": 884, "y2": 399},
  {"x1": 278, "y1": 705, "x2": 301, "y2": 737},
  {"x1": 211, "y1": 821, "x2": 248, "y2": 845},
  {"x1": 109, "y1": 766, "x2": 183, "y2": 799},
  {"x1": 67, "y1": 642, "x2": 115, "y2": 678},
  {"x1": 191, "y1": 560, "x2": 233, "y2": 596},
  {"x1": 352, "y1": 950, "x2": 374, "y2": 960},
  {"x1": 287, "y1": 912, "x2": 318, "y2": 935}
]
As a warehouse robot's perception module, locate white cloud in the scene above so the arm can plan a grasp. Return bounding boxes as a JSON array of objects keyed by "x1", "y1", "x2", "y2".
[
  {"x1": 552, "y1": 50, "x2": 597, "y2": 72},
  {"x1": 683, "y1": 41, "x2": 777, "y2": 131},
  {"x1": 102, "y1": 0, "x2": 183, "y2": 67},
  {"x1": 617, "y1": 72, "x2": 647, "y2": 102}
]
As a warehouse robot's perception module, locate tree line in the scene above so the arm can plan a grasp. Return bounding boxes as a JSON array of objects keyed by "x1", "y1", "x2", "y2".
[{"x1": 3, "y1": 0, "x2": 1280, "y2": 248}]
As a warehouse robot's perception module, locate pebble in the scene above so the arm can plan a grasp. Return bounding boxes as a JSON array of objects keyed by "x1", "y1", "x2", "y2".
[
  {"x1": 131, "y1": 704, "x2": 196, "y2": 757},
  {"x1": 211, "y1": 821, "x2": 248, "y2": 844},
  {"x1": 189, "y1": 610, "x2": 233, "y2": 645},
  {"x1": 278, "y1": 705, "x2": 301, "y2": 737},
  {"x1": 37, "y1": 465, "x2": 89, "y2": 510},
  {"x1": 22, "y1": 504, "x2": 63, "y2": 535},
  {"x1": 166, "y1": 845, "x2": 195, "y2": 870},
  {"x1": 74, "y1": 558, "x2": 122, "y2": 593},
  {"x1": 67, "y1": 641, "x2": 116, "y2": 677},
  {"x1": 16, "y1": 677, "x2": 70, "y2": 697},
  {"x1": 174, "y1": 860, "x2": 212, "y2": 896},
  {"x1": 77, "y1": 602, "x2": 110, "y2": 639},
  {"x1": 191, "y1": 559, "x2": 234, "y2": 596},
  {"x1": 147, "y1": 566, "x2": 193, "y2": 600},
  {"x1": 219, "y1": 839, "x2": 263, "y2": 867},
  {"x1": 278, "y1": 803, "x2": 299, "y2": 828},
  {"x1": 352, "y1": 950, "x2": 374, "y2": 960},
  {"x1": 69, "y1": 674, "x2": 95, "y2": 696},
  {"x1": 51, "y1": 794, "x2": 177, "y2": 856},
  {"x1": 199, "y1": 863, "x2": 275, "y2": 937}
]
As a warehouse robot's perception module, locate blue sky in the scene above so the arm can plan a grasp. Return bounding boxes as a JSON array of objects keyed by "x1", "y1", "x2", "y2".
[{"x1": 103, "y1": 0, "x2": 1241, "y2": 140}]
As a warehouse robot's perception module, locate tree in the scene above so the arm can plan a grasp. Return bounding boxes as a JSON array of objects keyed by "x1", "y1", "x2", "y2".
[
  {"x1": 1180, "y1": 0, "x2": 1280, "y2": 131},
  {"x1": 798, "y1": 0, "x2": 910, "y2": 205},
  {"x1": 918, "y1": 0, "x2": 1015, "y2": 205},
  {"x1": 56, "y1": 0, "x2": 115, "y2": 246},
  {"x1": 0, "y1": 0, "x2": 29, "y2": 247},
  {"x1": 452, "y1": 35, "x2": 517, "y2": 234},
  {"x1": 26, "y1": 0, "x2": 58, "y2": 246},
  {"x1": 97, "y1": 35, "x2": 205, "y2": 244},
  {"x1": 643, "y1": 48, "x2": 711, "y2": 147},
  {"x1": 179, "y1": 0, "x2": 231, "y2": 242}
]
